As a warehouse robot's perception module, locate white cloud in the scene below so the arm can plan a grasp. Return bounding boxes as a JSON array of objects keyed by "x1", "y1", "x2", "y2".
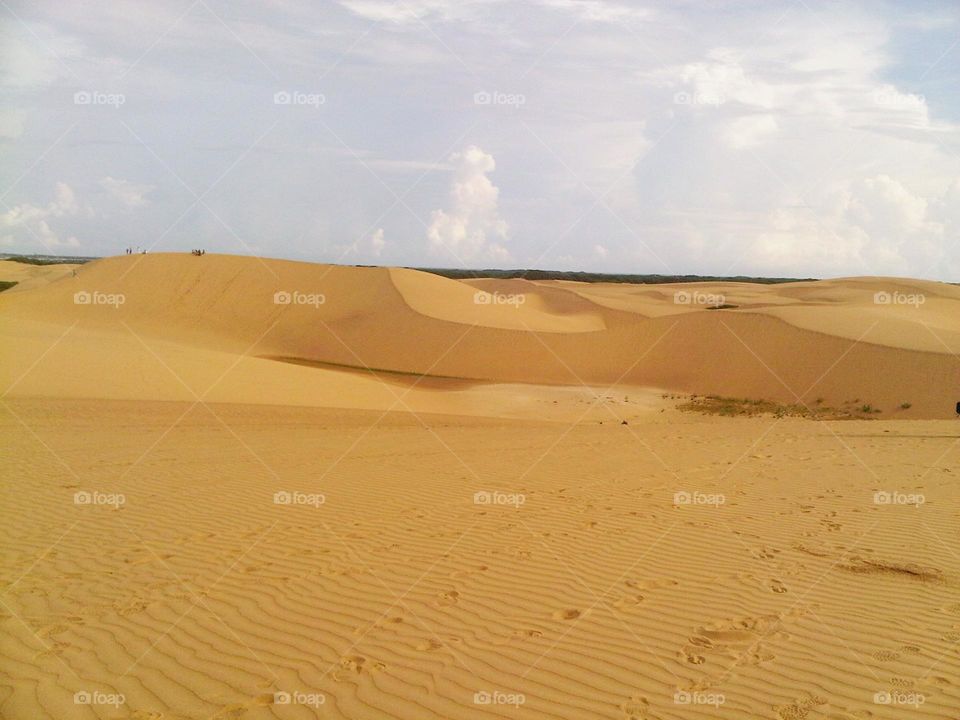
[
  {"x1": 723, "y1": 114, "x2": 779, "y2": 149},
  {"x1": 0, "y1": 22, "x2": 84, "y2": 89},
  {"x1": 336, "y1": 227, "x2": 387, "y2": 260},
  {"x1": 337, "y1": 0, "x2": 473, "y2": 23},
  {"x1": 537, "y1": 0, "x2": 652, "y2": 24},
  {"x1": 369, "y1": 227, "x2": 386, "y2": 256},
  {"x1": 0, "y1": 183, "x2": 88, "y2": 249},
  {"x1": 751, "y1": 174, "x2": 955, "y2": 276},
  {"x1": 100, "y1": 177, "x2": 152, "y2": 208},
  {"x1": 428, "y1": 146, "x2": 510, "y2": 262}
]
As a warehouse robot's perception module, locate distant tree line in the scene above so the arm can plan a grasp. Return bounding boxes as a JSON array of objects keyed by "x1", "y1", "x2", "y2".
[{"x1": 413, "y1": 267, "x2": 817, "y2": 285}]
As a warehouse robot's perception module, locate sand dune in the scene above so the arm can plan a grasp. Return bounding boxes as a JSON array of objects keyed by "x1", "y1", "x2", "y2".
[
  {"x1": 2, "y1": 253, "x2": 959, "y2": 417},
  {"x1": 0, "y1": 259, "x2": 80, "y2": 292},
  {"x1": 2, "y1": 253, "x2": 959, "y2": 719}
]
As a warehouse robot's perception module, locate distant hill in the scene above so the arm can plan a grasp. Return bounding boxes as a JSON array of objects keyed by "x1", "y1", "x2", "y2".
[
  {"x1": 1, "y1": 254, "x2": 97, "y2": 265},
  {"x1": 413, "y1": 267, "x2": 816, "y2": 285}
]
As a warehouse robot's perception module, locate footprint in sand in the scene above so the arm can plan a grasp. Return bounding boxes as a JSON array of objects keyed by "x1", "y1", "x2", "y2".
[
  {"x1": 776, "y1": 695, "x2": 827, "y2": 720},
  {"x1": 512, "y1": 628, "x2": 544, "y2": 639},
  {"x1": 553, "y1": 608, "x2": 583, "y2": 621},
  {"x1": 417, "y1": 634, "x2": 462, "y2": 652},
  {"x1": 751, "y1": 546, "x2": 780, "y2": 560},
  {"x1": 355, "y1": 615, "x2": 405, "y2": 635},
  {"x1": 417, "y1": 638, "x2": 444, "y2": 652},
  {"x1": 687, "y1": 634, "x2": 713, "y2": 649},
  {"x1": 436, "y1": 590, "x2": 460, "y2": 606},
  {"x1": 680, "y1": 647, "x2": 706, "y2": 664},
  {"x1": 613, "y1": 594, "x2": 644, "y2": 610},
  {"x1": 872, "y1": 645, "x2": 921, "y2": 662},
  {"x1": 625, "y1": 578, "x2": 678, "y2": 591},
  {"x1": 450, "y1": 564, "x2": 488, "y2": 579},
  {"x1": 769, "y1": 579, "x2": 788, "y2": 593},
  {"x1": 619, "y1": 694, "x2": 650, "y2": 719},
  {"x1": 339, "y1": 654, "x2": 367, "y2": 673}
]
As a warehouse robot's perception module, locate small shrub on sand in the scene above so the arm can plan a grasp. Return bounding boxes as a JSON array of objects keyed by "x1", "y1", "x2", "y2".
[{"x1": 678, "y1": 395, "x2": 881, "y2": 420}]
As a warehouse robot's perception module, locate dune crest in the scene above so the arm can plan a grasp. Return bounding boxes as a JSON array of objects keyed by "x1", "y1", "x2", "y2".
[{"x1": 2, "y1": 253, "x2": 959, "y2": 418}]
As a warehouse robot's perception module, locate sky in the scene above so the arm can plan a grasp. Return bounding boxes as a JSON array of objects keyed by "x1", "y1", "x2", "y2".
[{"x1": 1, "y1": 0, "x2": 958, "y2": 279}]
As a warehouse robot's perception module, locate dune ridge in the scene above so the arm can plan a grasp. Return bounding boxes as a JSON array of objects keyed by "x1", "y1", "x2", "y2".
[{"x1": 2, "y1": 253, "x2": 958, "y2": 418}]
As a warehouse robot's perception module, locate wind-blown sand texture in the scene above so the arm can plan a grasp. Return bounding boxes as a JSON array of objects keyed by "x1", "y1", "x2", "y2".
[{"x1": 1, "y1": 254, "x2": 958, "y2": 719}]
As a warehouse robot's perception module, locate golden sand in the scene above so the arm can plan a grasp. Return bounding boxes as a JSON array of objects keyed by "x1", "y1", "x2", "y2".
[{"x1": 1, "y1": 254, "x2": 958, "y2": 718}]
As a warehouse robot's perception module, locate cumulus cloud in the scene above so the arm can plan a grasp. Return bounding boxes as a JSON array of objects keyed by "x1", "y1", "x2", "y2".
[
  {"x1": 369, "y1": 228, "x2": 386, "y2": 256},
  {"x1": 100, "y1": 177, "x2": 152, "y2": 208},
  {"x1": 0, "y1": 183, "x2": 88, "y2": 249},
  {"x1": 1, "y1": 178, "x2": 148, "y2": 251},
  {"x1": 337, "y1": 227, "x2": 387, "y2": 260},
  {"x1": 751, "y1": 174, "x2": 956, "y2": 276},
  {"x1": 428, "y1": 146, "x2": 510, "y2": 262}
]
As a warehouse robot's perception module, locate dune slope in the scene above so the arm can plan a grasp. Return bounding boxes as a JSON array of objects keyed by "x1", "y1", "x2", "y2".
[{"x1": 1, "y1": 253, "x2": 958, "y2": 418}]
